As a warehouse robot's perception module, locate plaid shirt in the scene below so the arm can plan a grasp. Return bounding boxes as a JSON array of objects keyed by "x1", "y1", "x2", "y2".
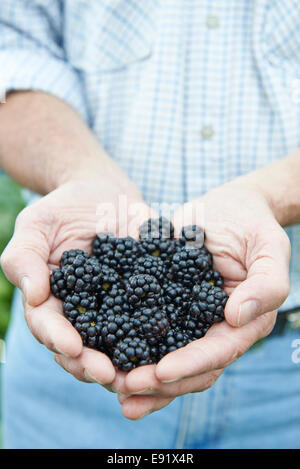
[{"x1": 1, "y1": 0, "x2": 300, "y2": 310}]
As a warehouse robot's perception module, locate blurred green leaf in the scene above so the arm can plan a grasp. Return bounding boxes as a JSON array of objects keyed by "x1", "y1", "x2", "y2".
[{"x1": 0, "y1": 174, "x2": 25, "y2": 338}]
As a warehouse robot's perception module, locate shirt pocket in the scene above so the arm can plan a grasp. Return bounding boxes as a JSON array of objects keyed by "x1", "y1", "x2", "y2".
[
  {"x1": 63, "y1": 0, "x2": 157, "y2": 73},
  {"x1": 262, "y1": 0, "x2": 300, "y2": 77}
]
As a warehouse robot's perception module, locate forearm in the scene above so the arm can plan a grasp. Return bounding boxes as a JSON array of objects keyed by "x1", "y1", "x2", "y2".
[
  {"x1": 0, "y1": 91, "x2": 133, "y2": 195},
  {"x1": 233, "y1": 149, "x2": 300, "y2": 227}
]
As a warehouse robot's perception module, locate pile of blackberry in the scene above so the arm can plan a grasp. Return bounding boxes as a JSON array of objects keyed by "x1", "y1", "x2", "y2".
[{"x1": 50, "y1": 218, "x2": 228, "y2": 371}]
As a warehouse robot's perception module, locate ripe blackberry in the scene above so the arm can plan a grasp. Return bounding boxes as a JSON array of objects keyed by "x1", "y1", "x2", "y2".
[
  {"x1": 149, "y1": 344, "x2": 160, "y2": 363},
  {"x1": 203, "y1": 269, "x2": 224, "y2": 287},
  {"x1": 170, "y1": 247, "x2": 212, "y2": 286},
  {"x1": 63, "y1": 292, "x2": 98, "y2": 324},
  {"x1": 199, "y1": 246, "x2": 213, "y2": 268},
  {"x1": 159, "y1": 328, "x2": 190, "y2": 357},
  {"x1": 183, "y1": 315, "x2": 210, "y2": 340},
  {"x1": 60, "y1": 250, "x2": 102, "y2": 294},
  {"x1": 139, "y1": 237, "x2": 178, "y2": 266},
  {"x1": 132, "y1": 306, "x2": 169, "y2": 343},
  {"x1": 50, "y1": 268, "x2": 68, "y2": 300},
  {"x1": 100, "y1": 312, "x2": 136, "y2": 351},
  {"x1": 96, "y1": 264, "x2": 119, "y2": 296},
  {"x1": 189, "y1": 281, "x2": 228, "y2": 325},
  {"x1": 179, "y1": 225, "x2": 205, "y2": 249},
  {"x1": 127, "y1": 274, "x2": 162, "y2": 307},
  {"x1": 112, "y1": 337, "x2": 152, "y2": 371},
  {"x1": 91, "y1": 232, "x2": 115, "y2": 258},
  {"x1": 101, "y1": 284, "x2": 130, "y2": 315},
  {"x1": 60, "y1": 249, "x2": 90, "y2": 267},
  {"x1": 162, "y1": 303, "x2": 185, "y2": 329},
  {"x1": 73, "y1": 309, "x2": 104, "y2": 349},
  {"x1": 133, "y1": 255, "x2": 166, "y2": 283},
  {"x1": 139, "y1": 216, "x2": 174, "y2": 240},
  {"x1": 93, "y1": 234, "x2": 139, "y2": 277},
  {"x1": 162, "y1": 281, "x2": 191, "y2": 311}
]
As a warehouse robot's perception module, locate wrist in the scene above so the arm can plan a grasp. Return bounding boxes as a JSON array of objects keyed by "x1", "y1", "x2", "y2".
[
  {"x1": 56, "y1": 154, "x2": 143, "y2": 201},
  {"x1": 228, "y1": 150, "x2": 300, "y2": 227}
]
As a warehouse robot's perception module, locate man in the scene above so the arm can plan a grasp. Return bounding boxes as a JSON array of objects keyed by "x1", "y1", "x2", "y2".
[{"x1": 0, "y1": 0, "x2": 299, "y2": 449}]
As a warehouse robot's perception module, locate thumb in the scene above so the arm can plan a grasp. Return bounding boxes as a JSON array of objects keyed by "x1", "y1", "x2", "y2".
[
  {"x1": 225, "y1": 230, "x2": 290, "y2": 327},
  {"x1": 1, "y1": 208, "x2": 50, "y2": 307}
]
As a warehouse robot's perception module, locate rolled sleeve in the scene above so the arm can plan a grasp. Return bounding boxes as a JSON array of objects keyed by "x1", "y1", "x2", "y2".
[{"x1": 0, "y1": 0, "x2": 88, "y2": 120}]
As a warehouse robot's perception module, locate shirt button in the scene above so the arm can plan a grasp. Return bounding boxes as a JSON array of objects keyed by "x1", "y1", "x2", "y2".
[
  {"x1": 206, "y1": 15, "x2": 220, "y2": 29},
  {"x1": 201, "y1": 125, "x2": 214, "y2": 139}
]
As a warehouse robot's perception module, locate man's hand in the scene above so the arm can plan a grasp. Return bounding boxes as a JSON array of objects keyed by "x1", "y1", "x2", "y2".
[
  {"x1": 0, "y1": 90, "x2": 156, "y2": 392},
  {"x1": 0, "y1": 171, "x2": 154, "y2": 388},
  {"x1": 114, "y1": 181, "x2": 290, "y2": 420}
]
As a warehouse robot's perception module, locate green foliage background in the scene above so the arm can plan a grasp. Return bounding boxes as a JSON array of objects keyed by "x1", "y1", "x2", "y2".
[
  {"x1": 0, "y1": 175, "x2": 25, "y2": 339},
  {"x1": 0, "y1": 175, "x2": 24, "y2": 447}
]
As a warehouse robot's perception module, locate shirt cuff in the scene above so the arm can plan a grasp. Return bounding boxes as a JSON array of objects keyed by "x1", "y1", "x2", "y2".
[{"x1": 0, "y1": 48, "x2": 88, "y2": 122}]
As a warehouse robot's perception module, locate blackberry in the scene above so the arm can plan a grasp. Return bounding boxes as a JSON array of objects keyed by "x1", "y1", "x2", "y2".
[
  {"x1": 132, "y1": 306, "x2": 169, "y2": 343},
  {"x1": 162, "y1": 280, "x2": 191, "y2": 311},
  {"x1": 127, "y1": 274, "x2": 162, "y2": 307},
  {"x1": 101, "y1": 312, "x2": 136, "y2": 351},
  {"x1": 189, "y1": 281, "x2": 228, "y2": 325},
  {"x1": 50, "y1": 268, "x2": 68, "y2": 300},
  {"x1": 96, "y1": 264, "x2": 119, "y2": 296},
  {"x1": 149, "y1": 344, "x2": 160, "y2": 363},
  {"x1": 93, "y1": 234, "x2": 139, "y2": 277},
  {"x1": 63, "y1": 292, "x2": 98, "y2": 324},
  {"x1": 73, "y1": 309, "x2": 104, "y2": 349},
  {"x1": 198, "y1": 246, "x2": 213, "y2": 268},
  {"x1": 112, "y1": 337, "x2": 152, "y2": 371},
  {"x1": 92, "y1": 232, "x2": 115, "y2": 258},
  {"x1": 139, "y1": 216, "x2": 174, "y2": 240},
  {"x1": 133, "y1": 255, "x2": 166, "y2": 283},
  {"x1": 162, "y1": 303, "x2": 185, "y2": 329},
  {"x1": 170, "y1": 247, "x2": 212, "y2": 286},
  {"x1": 183, "y1": 314, "x2": 210, "y2": 340},
  {"x1": 101, "y1": 284, "x2": 130, "y2": 315},
  {"x1": 60, "y1": 249, "x2": 90, "y2": 268},
  {"x1": 54, "y1": 249, "x2": 101, "y2": 297},
  {"x1": 179, "y1": 225, "x2": 205, "y2": 249},
  {"x1": 139, "y1": 237, "x2": 178, "y2": 266},
  {"x1": 159, "y1": 328, "x2": 190, "y2": 357},
  {"x1": 203, "y1": 269, "x2": 224, "y2": 287}
]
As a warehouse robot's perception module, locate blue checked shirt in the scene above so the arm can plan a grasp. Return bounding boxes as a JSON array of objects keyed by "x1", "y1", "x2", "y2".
[{"x1": 1, "y1": 0, "x2": 300, "y2": 310}]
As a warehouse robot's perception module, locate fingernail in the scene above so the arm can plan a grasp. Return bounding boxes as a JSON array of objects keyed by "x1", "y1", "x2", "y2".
[
  {"x1": 134, "y1": 388, "x2": 155, "y2": 395},
  {"x1": 118, "y1": 393, "x2": 129, "y2": 404},
  {"x1": 21, "y1": 277, "x2": 29, "y2": 302},
  {"x1": 103, "y1": 384, "x2": 117, "y2": 393},
  {"x1": 21, "y1": 293, "x2": 26, "y2": 309},
  {"x1": 161, "y1": 377, "x2": 181, "y2": 384},
  {"x1": 84, "y1": 369, "x2": 104, "y2": 385},
  {"x1": 53, "y1": 345, "x2": 71, "y2": 359},
  {"x1": 238, "y1": 300, "x2": 260, "y2": 326}
]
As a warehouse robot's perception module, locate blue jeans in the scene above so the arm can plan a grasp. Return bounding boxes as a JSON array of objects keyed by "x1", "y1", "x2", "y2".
[{"x1": 1, "y1": 289, "x2": 300, "y2": 449}]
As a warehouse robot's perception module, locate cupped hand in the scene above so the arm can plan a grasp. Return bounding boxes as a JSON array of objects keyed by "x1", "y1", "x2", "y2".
[
  {"x1": 116, "y1": 181, "x2": 290, "y2": 419},
  {"x1": 0, "y1": 168, "x2": 154, "y2": 389}
]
